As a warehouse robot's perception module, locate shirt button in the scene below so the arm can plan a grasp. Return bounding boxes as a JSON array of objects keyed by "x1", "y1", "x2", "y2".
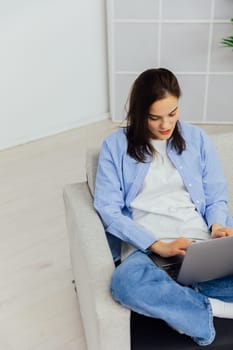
[
  {"x1": 196, "y1": 200, "x2": 200, "y2": 204},
  {"x1": 188, "y1": 183, "x2": 192, "y2": 187},
  {"x1": 179, "y1": 166, "x2": 183, "y2": 170}
]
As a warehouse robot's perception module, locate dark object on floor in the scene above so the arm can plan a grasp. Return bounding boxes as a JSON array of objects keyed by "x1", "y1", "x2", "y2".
[{"x1": 131, "y1": 312, "x2": 233, "y2": 349}]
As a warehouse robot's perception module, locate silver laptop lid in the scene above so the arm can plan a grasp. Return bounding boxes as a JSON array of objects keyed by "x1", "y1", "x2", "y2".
[{"x1": 177, "y1": 236, "x2": 233, "y2": 285}]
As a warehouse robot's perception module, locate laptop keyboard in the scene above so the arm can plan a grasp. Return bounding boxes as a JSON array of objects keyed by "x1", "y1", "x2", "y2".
[
  {"x1": 149, "y1": 252, "x2": 183, "y2": 281},
  {"x1": 163, "y1": 263, "x2": 181, "y2": 280}
]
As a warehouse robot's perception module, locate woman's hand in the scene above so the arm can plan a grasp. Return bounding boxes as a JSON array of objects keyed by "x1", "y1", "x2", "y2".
[
  {"x1": 211, "y1": 224, "x2": 233, "y2": 238},
  {"x1": 149, "y1": 237, "x2": 192, "y2": 258}
]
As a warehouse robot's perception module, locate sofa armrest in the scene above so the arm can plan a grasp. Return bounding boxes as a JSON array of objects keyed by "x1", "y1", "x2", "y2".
[{"x1": 63, "y1": 183, "x2": 130, "y2": 350}]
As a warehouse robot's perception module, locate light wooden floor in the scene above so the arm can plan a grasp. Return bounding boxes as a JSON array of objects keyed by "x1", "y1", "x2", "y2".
[{"x1": 1, "y1": 119, "x2": 233, "y2": 350}]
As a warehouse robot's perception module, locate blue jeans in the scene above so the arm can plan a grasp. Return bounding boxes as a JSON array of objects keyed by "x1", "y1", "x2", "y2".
[{"x1": 110, "y1": 250, "x2": 233, "y2": 346}]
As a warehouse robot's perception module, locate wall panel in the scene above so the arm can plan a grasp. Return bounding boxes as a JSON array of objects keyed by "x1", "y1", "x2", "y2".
[{"x1": 107, "y1": 0, "x2": 233, "y2": 123}]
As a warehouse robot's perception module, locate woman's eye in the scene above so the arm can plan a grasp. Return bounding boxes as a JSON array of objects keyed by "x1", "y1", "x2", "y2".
[{"x1": 148, "y1": 115, "x2": 159, "y2": 121}]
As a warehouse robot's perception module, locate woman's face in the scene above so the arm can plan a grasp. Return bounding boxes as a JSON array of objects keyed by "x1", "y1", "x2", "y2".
[{"x1": 147, "y1": 94, "x2": 179, "y2": 140}]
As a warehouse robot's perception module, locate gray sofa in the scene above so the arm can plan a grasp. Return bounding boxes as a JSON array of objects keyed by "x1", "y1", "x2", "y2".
[{"x1": 63, "y1": 132, "x2": 233, "y2": 350}]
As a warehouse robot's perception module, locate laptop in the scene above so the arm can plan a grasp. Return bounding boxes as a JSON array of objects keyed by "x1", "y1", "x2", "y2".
[{"x1": 149, "y1": 236, "x2": 233, "y2": 285}]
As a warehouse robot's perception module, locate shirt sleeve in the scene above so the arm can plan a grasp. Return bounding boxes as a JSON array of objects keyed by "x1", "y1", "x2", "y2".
[
  {"x1": 201, "y1": 132, "x2": 230, "y2": 228},
  {"x1": 94, "y1": 139, "x2": 157, "y2": 251}
]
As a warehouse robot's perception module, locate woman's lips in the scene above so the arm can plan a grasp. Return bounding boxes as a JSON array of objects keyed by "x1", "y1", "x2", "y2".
[{"x1": 159, "y1": 129, "x2": 171, "y2": 135}]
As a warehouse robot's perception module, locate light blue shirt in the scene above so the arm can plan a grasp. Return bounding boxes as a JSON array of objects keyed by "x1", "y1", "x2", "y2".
[{"x1": 94, "y1": 121, "x2": 233, "y2": 260}]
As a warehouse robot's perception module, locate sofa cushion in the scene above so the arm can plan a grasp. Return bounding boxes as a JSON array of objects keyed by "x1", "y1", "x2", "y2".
[
  {"x1": 209, "y1": 133, "x2": 233, "y2": 213},
  {"x1": 86, "y1": 147, "x2": 100, "y2": 197}
]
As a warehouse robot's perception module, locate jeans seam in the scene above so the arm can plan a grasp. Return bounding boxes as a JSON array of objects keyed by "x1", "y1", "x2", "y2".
[{"x1": 192, "y1": 299, "x2": 215, "y2": 346}]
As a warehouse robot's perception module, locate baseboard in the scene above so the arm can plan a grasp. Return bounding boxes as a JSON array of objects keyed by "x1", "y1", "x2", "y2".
[{"x1": 0, "y1": 113, "x2": 110, "y2": 151}]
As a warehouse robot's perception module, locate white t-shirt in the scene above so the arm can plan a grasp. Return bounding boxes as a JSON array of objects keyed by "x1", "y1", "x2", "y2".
[{"x1": 130, "y1": 139, "x2": 209, "y2": 241}]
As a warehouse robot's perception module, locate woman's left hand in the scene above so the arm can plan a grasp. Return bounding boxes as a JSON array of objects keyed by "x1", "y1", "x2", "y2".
[{"x1": 211, "y1": 224, "x2": 233, "y2": 238}]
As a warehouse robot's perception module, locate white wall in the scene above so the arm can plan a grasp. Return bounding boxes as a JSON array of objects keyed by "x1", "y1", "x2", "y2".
[{"x1": 0, "y1": 0, "x2": 109, "y2": 150}]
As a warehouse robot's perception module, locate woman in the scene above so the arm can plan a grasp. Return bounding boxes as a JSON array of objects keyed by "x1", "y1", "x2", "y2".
[{"x1": 94, "y1": 68, "x2": 233, "y2": 346}]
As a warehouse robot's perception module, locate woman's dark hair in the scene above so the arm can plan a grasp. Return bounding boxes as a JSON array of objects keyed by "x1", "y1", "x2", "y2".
[{"x1": 126, "y1": 68, "x2": 186, "y2": 162}]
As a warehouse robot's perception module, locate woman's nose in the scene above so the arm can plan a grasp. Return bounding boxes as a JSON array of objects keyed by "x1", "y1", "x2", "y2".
[{"x1": 160, "y1": 117, "x2": 170, "y2": 129}]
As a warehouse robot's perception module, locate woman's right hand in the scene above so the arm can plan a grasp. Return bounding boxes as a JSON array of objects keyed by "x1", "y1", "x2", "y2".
[
  {"x1": 211, "y1": 224, "x2": 233, "y2": 238},
  {"x1": 149, "y1": 237, "x2": 192, "y2": 257}
]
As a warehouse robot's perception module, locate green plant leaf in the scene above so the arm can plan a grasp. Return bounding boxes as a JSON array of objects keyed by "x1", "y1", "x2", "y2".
[{"x1": 221, "y1": 18, "x2": 233, "y2": 49}]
